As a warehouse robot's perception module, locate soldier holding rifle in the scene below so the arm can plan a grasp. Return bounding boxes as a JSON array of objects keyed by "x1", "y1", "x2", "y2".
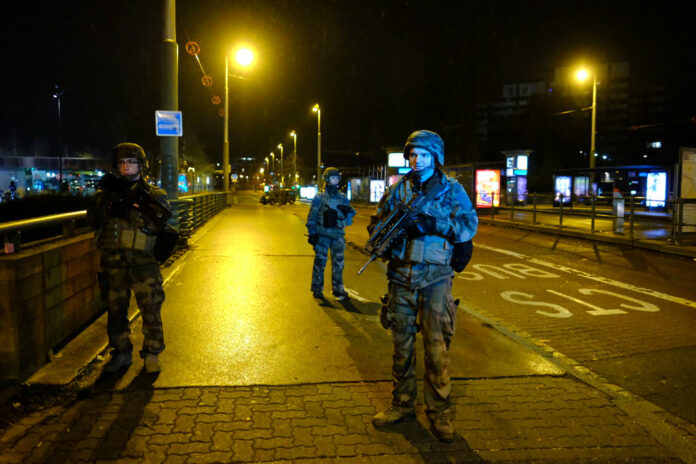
[
  {"x1": 367, "y1": 130, "x2": 477, "y2": 442},
  {"x1": 87, "y1": 143, "x2": 174, "y2": 374}
]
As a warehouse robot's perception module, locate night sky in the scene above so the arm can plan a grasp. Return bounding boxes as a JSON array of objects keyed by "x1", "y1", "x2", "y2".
[{"x1": 2, "y1": 0, "x2": 695, "y2": 179}]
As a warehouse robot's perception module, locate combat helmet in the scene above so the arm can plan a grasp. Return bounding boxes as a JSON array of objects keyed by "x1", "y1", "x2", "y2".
[
  {"x1": 322, "y1": 167, "x2": 341, "y2": 183},
  {"x1": 112, "y1": 143, "x2": 149, "y2": 171},
  {"x1": 403, "y1": 130, "x2": 445, "y2": 166}
]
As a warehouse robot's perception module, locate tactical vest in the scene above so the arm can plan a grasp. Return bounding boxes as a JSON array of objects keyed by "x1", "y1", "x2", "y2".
[
  {"x1": 314, "y1": 192, "x2": 349, "y2": 238},
  {"x1": 98, "y1": 213, "x2": 157, "y2": 252}
]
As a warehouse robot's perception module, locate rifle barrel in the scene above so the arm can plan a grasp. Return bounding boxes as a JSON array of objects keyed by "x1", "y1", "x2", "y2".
[{"x1": 357, "y1": 254, "x2": 377, "y2": 275}]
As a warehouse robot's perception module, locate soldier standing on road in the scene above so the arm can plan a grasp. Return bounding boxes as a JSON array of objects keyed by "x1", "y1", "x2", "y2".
[
  {"x1": 368, "y1": 130, "x2": 478, "y2": 442},
  {"x1": 87, "y1": 143, "x2": 170, "y2": 374},
  {"x1": 306, "y1": 167, "x2": 356, "y2": 300}
]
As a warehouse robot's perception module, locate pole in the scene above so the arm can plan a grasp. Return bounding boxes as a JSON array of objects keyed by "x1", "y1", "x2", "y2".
[
  {"x1": 57, "y1": 95, "x2": 63, "y2": 191},
  {"x1": 223, "y1": 54, "x2": 230, "y2": 193},
  {"x1": 279, "y1": 144, "x2": 284, "y2": 188},
  {"x1": 590, "y1": 73, "x2": 597, "y2": 170},
  {"x1": 316, "y1": 108, "x2": 321, "y2": 186},
  {"x1": 292, "y1": 133, "x2": 297, "y2": 187},
  {"x1": 161, "y1": 0, "x2": 179, "y2": 200}
]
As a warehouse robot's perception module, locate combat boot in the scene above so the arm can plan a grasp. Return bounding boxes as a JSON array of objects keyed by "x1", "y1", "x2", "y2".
[
  {"x1": 103, "y1": 350, "x2": 132, "y2": 373},
  {"x1": 144, "y1": 353, "x2": 161, "y2": 373},
  {"x1": 428, "y1": 410, "x2": 455, "y2": 442},
  {"x1": 372, "y1": 406, "x2": 415, "y2": 427},
  {"x1": 312, "y1": 291, "x2": 324, "y2": 299},
  {"x1": 333, "y1": 289, "x2": 349, "y2": 300}
]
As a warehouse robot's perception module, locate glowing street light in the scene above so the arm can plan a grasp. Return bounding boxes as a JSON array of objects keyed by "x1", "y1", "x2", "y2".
[
  {"x1": 289, "y1": 131, "x2": 297, "y2": 187},
  {"x1": 277, "y1": 143, "x2": 284, "y2": 187},
  {"x1": 576, "y1": 67, "x2": 597, "y2": 170},
  {"x1": 224, "y1": 45, "x2": 255, "y2": 193},
  {"x1": 312, "y1": 104, "x2": 321, "y2": 185}
]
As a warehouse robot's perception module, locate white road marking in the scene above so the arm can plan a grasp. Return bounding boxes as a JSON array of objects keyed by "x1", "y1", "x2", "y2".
[
  {"x1": 344, "y1": 288, "x2": 371, "y2": 303},
  {"x1": 477, "y1": 243, "x2": 696, "y2": 309}
]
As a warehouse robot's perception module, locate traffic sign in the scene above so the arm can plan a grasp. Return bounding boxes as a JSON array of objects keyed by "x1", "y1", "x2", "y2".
[
  {"x1": 155, "y1": 110, "x2": 183, "y2": 137},
  {"x1": 212, "y1": 95, "x2": 221, "y2": 105},
  {"x1": 202, "y1": 75, "x2": 213, "y2": 87},
  {"x1": 185, "y1": 41, "x2": 200, "y2": 56}
]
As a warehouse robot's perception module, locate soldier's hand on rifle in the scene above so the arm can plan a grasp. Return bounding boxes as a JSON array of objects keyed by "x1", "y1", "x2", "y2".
[
  {"x1": 337, "y1": 204, "x2": 353, "y2": 216},
  {"x1": 407, "y1": 214, "x2": 436, "y2": 237},
  {"x1": 308, "y1": 234, "x2": 319, "y2": 246}
]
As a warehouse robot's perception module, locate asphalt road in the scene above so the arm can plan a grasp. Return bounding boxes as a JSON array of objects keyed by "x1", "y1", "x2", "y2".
[{"x1": 114, "y1": 191, "x2": 696, "y2": 426}]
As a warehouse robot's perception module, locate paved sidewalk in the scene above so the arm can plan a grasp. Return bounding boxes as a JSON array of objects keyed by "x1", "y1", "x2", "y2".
[{"x1": 0, "y1": 377, "x2": 681, "y2": 463}]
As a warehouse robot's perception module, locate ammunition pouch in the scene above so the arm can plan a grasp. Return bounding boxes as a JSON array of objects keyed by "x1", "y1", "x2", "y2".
[{"x1": 379, "y1": 293, "x2": 419, "y2": 334}]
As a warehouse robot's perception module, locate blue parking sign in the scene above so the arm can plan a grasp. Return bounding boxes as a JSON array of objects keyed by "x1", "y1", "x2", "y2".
[{"x1": 155, "y1": 110, "x2": 183, "y2": 136}]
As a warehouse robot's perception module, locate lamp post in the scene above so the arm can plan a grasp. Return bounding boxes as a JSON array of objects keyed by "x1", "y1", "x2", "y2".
[
  {"x1": 290, "y1": 131, "x2": 297, "y2": 186},
  {"x1": 277, "y1": 143, "x2": 284, "y2": 187},
  {"x1": 576, "y1": 68, "x2": 597, "y2": 170},
  {"x1": 224, "y1": 46, "x2": 255, "y2": 193},
  {"x1": 264, "y1": 156, "x2": 269, "y2": 183},
  {"x1": 312, "y1": 104, "x2": 321, "y2": 185},
  {"x1": 52, "y1": 84, "x2": 65, "y2": 192},
  {"x1": 269, "y1": 152, "x2": 275, "y2": 183}
]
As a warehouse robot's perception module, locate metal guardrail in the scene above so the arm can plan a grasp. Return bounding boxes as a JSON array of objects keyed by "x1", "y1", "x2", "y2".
[
  {"x1": 478, "y1": 193, "x2": 696, "y2": 246},
  {"x1": 1, "y1": 192, "x2": 229, "y2": 254}
]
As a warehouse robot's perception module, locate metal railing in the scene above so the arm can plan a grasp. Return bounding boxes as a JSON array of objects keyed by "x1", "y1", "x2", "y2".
[
  {"x1": 478, "y1": 193, "x2": 696, "y2": 246},
  {"x1": 1, "y1": 192, "x2": 229, "y2": 255}
]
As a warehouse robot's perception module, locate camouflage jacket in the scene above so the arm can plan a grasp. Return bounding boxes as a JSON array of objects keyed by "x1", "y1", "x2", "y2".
[
  {"x1": 306, "y1": 189, "x2": 355, "y2": 239},
  {"x1": 368, "y1": 169, "x2": 478, "y2": 289},
  {"x1": 87, "y1": 176, "x2": 170, "y2": 254}
]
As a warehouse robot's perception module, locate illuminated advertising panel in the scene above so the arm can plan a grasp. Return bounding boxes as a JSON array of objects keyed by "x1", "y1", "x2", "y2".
[
  {"x1": 475, "y1": 169, "x2": 500, "y2": 208},
  {"x1": 516, "y1": 176, "x2": 527, "y2": 202},
  {"x1": 554, "y1": 176, "x2": 571, "y2": 203},
  {"x1": 178, "y1": 174, "x2": 188, "y2": 193},
  {"x1": 646, "y1": 172, "x2": 667, "y2": 207},
  {"x1": 300, "y1": 186, "x2": 317, "y2": 199},
  {"x1": 574, "y1": 176, "x2": 589, "y2": 197},
  {"x1": 516, "y1": 155, "x2": 528, "y2": 171},
  {"x1": 346, "y1": 181, "x2": 351, "y2": 200},
  {"x1": 388, "y1": 152, "x2": 408, "y2": 168},
  {"x1": 370, "y1": 180, "x2": 385, "y2": 203}
]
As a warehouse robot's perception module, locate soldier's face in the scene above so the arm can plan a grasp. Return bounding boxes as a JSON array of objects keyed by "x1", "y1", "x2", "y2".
[
  {"x1": 117, "y1": 158, "x2": 140, "y2": 177},
  {"x1": 328, "y1": 175, "x2": 340, "y2": 186},
  {"x1": 409, "y1": 148, "x2": 433, "y2": 172}
]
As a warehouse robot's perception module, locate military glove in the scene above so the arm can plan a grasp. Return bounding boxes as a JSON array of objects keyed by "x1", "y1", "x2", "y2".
[
  {"x1": 337, "y1": 204, "x2": 354, "y2": 216},
  {"x1": 451, "y1": 240, "x2": 473, "y2": 272},
  {"x1": 307, "y1": 234, "x2": 319, "y2": 246},
  {"x1": 407, "y1": 214, "x2": 437, "y2": 237}
]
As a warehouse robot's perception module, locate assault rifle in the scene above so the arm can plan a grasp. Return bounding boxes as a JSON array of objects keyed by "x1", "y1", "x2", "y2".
[
  {"x1": 99, "y1": 172, "x2": 171, "y2": 227},
  {"x1": 98, "y1": 172, "x2": 178, "y2": 263},
  {"x1": 357, "y1": 191, "x2": 431, "y2": 275}
]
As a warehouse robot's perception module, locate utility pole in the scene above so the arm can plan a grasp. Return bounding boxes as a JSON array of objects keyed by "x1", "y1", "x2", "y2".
[{"x1": 161, "y1": 0, "x2": 179, "y2": 199}]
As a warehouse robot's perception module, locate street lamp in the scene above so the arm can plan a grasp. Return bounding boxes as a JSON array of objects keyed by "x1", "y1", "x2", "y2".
[
  {"x1": 52, "y1": 84, "x2": 65, "y2": 192},
  {"x1": 576, "y1": 68, "x2": 597, "y2": 170},
  {"x1": 312, "y1": 104, "x2": 321, "y2": 186},
  {"x1": 224, "y1": 45, "x2": 255, "y2": 193},
  {"x1": 289, "y1": 131, "x2": 297, "y2": 187},
  {"x1": 277, "y1": 143, "x2": 284, "y2": 187}
]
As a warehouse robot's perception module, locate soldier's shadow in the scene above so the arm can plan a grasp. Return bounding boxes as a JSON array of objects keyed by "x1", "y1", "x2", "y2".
[
  {"x1": 382, "y1": 418, "x2": 485, "y2": 463},
  {"x1": 318, "y1": 296, "x2": 380, "y2": 316}
]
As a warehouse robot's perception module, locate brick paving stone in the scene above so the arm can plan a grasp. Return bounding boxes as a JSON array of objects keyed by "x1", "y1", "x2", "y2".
[
  {"x1": 253, "y1": 448, "x2": 276, "y2": 461},
  {"x1": 231, "y1": 439, "x2": 255, "y2": 461},
  {"x1": 186, "y1": 451, "x2": 235, "y2": 464},
  {"x1": 214, "y1": 420, "x2": 252, "y2": 432},
  {"x1": 274, "y1": 445, "x2": 317, "y2": 460},
  {"x1": 149, "y1": 432, "x2": 192, "y2": 445},
  {"x1": 169, "y1": 441, "x2": 211, "y2": 455},
  {"x1": 335, "y1": 444, "x2": 357, "y2": 456},
  {"x1": 253, "y1": 411, "x2": 273, "y2": 429},
  {"x1": 254, "y1": 436, "x2": 295, "y2": 449},
  {"x1": 236, "y1": 427, "x2": 273, "y2": 440},
  {"x1": 313, "y1": 435, "x2": 337, "y2": 456},
  {"x1": 191, "y1": 421, "x2": 216, "y2": 441},
  {"x1": 293, "y1": 427, "x2": 315, "y2": 446}
]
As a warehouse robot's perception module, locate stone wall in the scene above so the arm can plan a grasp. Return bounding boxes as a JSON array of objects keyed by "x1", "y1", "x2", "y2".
[{"x1": 0, "y1": 234, "x2": 100, "y2": 380}]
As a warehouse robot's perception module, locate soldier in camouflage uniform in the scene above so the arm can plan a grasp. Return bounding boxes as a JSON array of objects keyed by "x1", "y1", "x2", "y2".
[
  {"x1": 306, "y1": 167, "x2": 356, "y2": 300},
  {"x1": 87, "y1": 143, "x2": 170, "y2": 374},
  {"x1": 368, "y1": 130, "x2": 478, "y2": 442}
]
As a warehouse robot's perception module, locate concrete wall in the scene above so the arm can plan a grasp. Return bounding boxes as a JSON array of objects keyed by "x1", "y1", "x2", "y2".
[{"x1": 0, "y1": 234, "x2": 100, "y2": 380}]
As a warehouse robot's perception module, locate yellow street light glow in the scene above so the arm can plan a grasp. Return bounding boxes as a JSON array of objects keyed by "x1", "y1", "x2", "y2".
[
  {"x1": 312, "y1": 103, "x2": 320, "y2": 112},
  {"x1": 235, "y1": 47, "x2": 255, "y2": 67},
  {"x1": 277, "y1": 143, "x2": 282, "y2": 149},
  {"x1": 260, "y1": 167, "x2": 264, "y2": 174},
  {"x1": 290, "y1": 131, "x2": 296, "y2": 137},
  {"x1": 576, "y1": 68, "x2": 589, "y2": 82}
]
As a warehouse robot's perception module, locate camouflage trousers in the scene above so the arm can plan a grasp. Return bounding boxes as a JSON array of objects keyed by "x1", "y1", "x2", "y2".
[
  {"x1": 311, "y1": 234, "x2": 345, "y2": 294},
  {"x1": 100, "y1": 249, "x2": 166, "y2": 358},
  {"x1": 387, "y1": 278, "x2": 458, "y2": 412}
]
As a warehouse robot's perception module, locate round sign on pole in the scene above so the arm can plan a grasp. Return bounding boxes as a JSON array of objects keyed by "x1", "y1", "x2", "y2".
[
  {"x1": 212, "y1": 95, "x2": 221, "y2": 105},
  {"x1": 185, "y1": 41, "x2": 200, "y2": 56},
  {"x1": 202, "y1": 75, "x2": 213, "y2": 87}
]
